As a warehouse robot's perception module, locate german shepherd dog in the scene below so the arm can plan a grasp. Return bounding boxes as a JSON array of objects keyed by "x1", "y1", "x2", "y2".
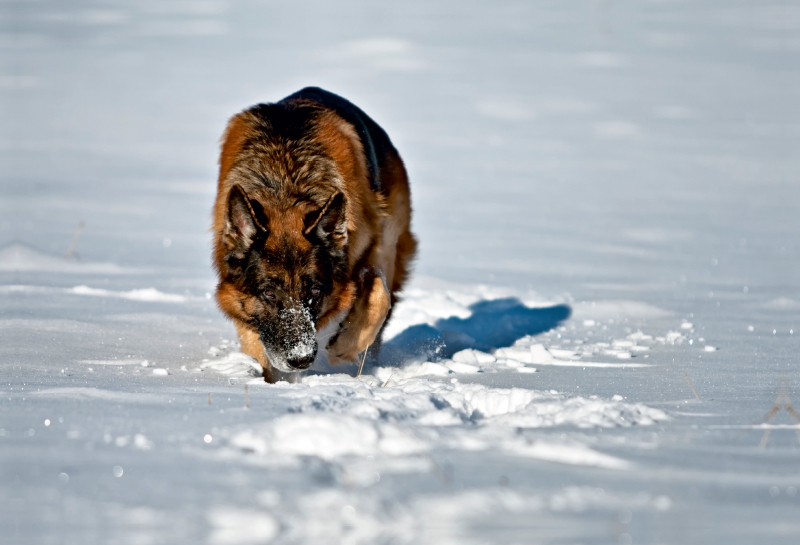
[{"x1": 212, "y1": 88, "x2": 416, "y2": 382}]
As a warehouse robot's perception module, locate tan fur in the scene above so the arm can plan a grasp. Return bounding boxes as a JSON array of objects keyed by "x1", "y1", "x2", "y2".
[{"x1": 212, "y1": 91, "x2": 416, "y2": 380}]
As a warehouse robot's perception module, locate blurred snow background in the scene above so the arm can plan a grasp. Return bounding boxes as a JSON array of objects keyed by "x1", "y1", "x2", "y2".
[{"x1": 1, "y1": 1, "x2": 799, "y2": 544}]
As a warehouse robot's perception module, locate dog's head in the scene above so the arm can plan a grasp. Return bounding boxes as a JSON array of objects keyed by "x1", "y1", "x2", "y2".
[
  {"x1": 213, "y1": 102, "x2": 378, "y2": 372},
  {"x1": 216, "y1": 184, "x2": 350, "y2": 371}
]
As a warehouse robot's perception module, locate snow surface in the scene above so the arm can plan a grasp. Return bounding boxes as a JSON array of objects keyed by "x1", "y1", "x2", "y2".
[{"x1": 2, "y1": 1, "x2": 799, "y2": 544}]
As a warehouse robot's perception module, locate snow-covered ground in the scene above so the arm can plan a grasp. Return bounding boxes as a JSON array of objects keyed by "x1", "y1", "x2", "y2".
[{"x1": 2, "y1": 1, "x2": 799, "y2": 543}]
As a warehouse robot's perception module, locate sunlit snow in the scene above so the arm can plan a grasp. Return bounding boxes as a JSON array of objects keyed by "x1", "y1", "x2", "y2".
[{"x1": 2, "y1": 1, "x2": 799, "y2": 544}]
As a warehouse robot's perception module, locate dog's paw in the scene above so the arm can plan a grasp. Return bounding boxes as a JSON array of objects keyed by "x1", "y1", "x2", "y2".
[
  {"x1": 326, "y1": 336, "x2": 360, "y2": 365},
  {"x1": 326, "y1": 351, "x2": 357, "y2": 367}
]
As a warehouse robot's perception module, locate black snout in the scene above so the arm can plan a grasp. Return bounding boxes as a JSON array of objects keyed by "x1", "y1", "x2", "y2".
[
  {"x1": 260, "y1": 305, "x2": 318, "y2": 371},
  {"x1": 286, "y1": 350, "x2": 316, "y2": 370}
]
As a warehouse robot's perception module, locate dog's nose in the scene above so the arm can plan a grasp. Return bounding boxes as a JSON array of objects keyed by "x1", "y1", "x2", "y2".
[{"x1": 287, "y1": 354, "x2": 314, "y2": 370}]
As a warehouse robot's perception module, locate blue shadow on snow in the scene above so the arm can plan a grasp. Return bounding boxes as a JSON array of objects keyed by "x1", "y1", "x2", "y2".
[{"x1": 379, "y1": 298, "x2": 571, "y2": 366}]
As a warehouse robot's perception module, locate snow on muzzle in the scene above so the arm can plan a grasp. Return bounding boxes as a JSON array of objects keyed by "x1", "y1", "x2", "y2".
[{"x1": 260, "y1": 305, "x2": 317, "y2": 371}]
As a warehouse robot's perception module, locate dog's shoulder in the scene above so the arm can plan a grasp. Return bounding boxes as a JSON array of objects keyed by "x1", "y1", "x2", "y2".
[{"x1": 280, "y1": 87, "x2": 396, "y2": 193}]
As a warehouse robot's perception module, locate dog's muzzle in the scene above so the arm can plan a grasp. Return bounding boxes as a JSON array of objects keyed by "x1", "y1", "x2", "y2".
[
  {"x1": 286, "y1": 348, "x2": 316, "y2": 370},
  {"x1": 260, "y1": 305, "x2": 318, "y2": 372}
]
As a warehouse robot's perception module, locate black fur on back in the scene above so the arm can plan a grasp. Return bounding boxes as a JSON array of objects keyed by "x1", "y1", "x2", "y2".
[{"x1": 282, "y1": 87, "x2": 396, "y2": 193}]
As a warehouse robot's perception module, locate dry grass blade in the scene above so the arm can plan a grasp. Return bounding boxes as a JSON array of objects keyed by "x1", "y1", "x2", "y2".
[
  {"x1": 64, "y1": 221, "x2": 85, "y2": 261},
  {"x1": 760, "y1": 404, "x2": 781, "y2": 424},
  {"x1": 683, "y1": 371, "x2": 700, "y2": 400},
  {"x1": 381, "y1": 374, "x2": 393, "y2": 388},
  {"x1": 758, "y1": 379, "x2": 800, "y2": 447},
  {"x1": 759, "y1": 392, "x2": 782, "y2": 448},
  {"x1": 784, "y1": 403, "x2": 800, "y2": 444},
  {"x1": 355, "y1": 344, "x2": 370, "y2": 378},
  {"x1": 759, "y1": 410, "x2": 778, "y2": 449},
  {"x1": 244, "y1": 384, "x2": 249, "y2": 409}
]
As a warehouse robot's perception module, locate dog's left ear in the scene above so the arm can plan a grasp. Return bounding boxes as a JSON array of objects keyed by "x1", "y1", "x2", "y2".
[{"x1": 304, "y1": 191, "x2": 347, "y2": 244}]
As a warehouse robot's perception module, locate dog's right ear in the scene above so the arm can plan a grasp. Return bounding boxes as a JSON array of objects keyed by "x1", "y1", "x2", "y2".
[{"x1": 223, "y1": 185, "x2": 268, "y2": 255}]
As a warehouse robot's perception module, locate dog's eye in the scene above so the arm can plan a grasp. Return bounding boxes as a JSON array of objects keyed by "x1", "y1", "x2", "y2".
[
  {"x1": 310, "y1": 288, "x2": 320, "y2": 297},
  {"x1": 264, "y1": 290, "x2": 275, "y2": 300}
]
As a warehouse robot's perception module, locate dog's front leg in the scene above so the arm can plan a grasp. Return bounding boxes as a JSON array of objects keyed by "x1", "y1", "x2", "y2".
[
  {"x1": 235, "y1": 321, "x2": 298, "y2": 383},
  {"x1": 326, "y1": 270, "x2": 390, "y2": 365},
  {"x1": 236, "y1": 322, "x2": 268, "y2": 369}
]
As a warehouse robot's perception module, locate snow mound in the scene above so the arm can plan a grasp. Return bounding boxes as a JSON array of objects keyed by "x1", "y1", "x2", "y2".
[
  {"x1": 0, "y1": 243, "x2": 134, "y2": 274},
  {"x1": 231, "y1": 414, "x2": 425, "y2": 460},
  {"x1": 291, "y1": 375, "x2": 667, "y2": 429},
  {"x1": 383, "y1": 281, "x2": 509, "y2": 336},
  {"x1": 493, "y1": 340, "x2": 651, "y2": 369},
  {"x1": 382, "y1": 279, "x2": 557, "y2": 342},
  {"x1": 200, "y1": 352, "x2": 263, "y2": 378},
  {"x1": 374, "y1": 281, "x2": 675, "y2": 368},
  {"x1": 226, "y1": 375, "x2": 666, "y2": 469},
  {"x1": 0, "y1": 284, "x2": 189, "y2": 303},
  {"x1": 69, "y1": 285, "x2": 187, "y2": 302}
]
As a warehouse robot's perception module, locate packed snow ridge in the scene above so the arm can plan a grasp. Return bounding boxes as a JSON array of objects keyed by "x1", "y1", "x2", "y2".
[{"x1": 227, "y1": 374, "x2": 667, "y2": 471}]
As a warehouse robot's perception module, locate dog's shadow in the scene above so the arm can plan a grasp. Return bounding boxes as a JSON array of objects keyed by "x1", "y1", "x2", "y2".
[{"x1": 377, "y1": 298, "x2": 572, "y2": 367}]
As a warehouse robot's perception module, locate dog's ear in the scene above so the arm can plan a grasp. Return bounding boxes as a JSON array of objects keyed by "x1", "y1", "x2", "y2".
[
  {"x1": 304, "y1": 191, "x2": 347, "y2": 244},
  {"x1": 224, "y1": 185, "x2": 268, "y2": 254}
]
